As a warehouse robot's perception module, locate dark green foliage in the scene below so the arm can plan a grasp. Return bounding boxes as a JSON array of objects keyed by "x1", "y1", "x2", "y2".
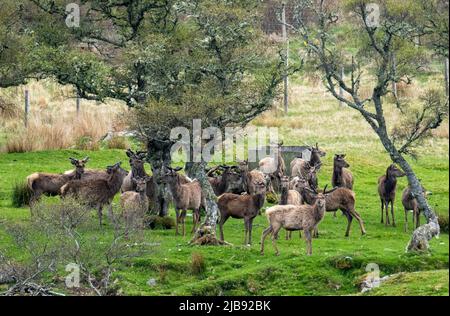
[
  {"x1": 438, "y1": 214, "x2": 449, "y2": 233},
  {"x1": 11, "y1": 181, "x2": 31, "y2": 207},
  {"x1": 146, "y1": 215, "x2": 175, "y2": 230}
]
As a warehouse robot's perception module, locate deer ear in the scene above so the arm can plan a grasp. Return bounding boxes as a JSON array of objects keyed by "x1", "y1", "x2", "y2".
[
  {"x1": 82, "y1": 156, "x2": 90, "y2": 163},
  {"x1": 69, "y1": 158, "x2": 77, "y2": 165},
  {"x1": 126, "y1": 149, "x2": 134, "y2": 158}
]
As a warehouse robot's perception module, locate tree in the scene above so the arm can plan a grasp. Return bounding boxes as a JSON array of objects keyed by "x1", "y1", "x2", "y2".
[
  {"x1": 0, "y1": 0, "x2": 39, "y2": 88},
  {"x1": 289, "y1": 0, "x2": 448, "y2": 251},
  {"x1": 26, "y1": 0, "x2": 301, "y2": 243}
]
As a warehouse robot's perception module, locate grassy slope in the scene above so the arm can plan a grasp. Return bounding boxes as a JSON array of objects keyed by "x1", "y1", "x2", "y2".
[
  {"x1": 362, "y1": 270, "x2": 449, "y2": 296},
  {"x1": 0, "y1": 84, "x2": 448, "y2": 296}
]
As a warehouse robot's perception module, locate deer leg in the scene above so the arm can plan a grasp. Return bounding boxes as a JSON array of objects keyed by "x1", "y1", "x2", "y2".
[
  {"x1": 390, "y1": 201, "x2": 396, "y2": 227},
  {"x1": 404, "y1": 208, "x2": 408, "y2": 232},
  {"x1": 385, "y1": 201, "x2": 390, "y2": 226},
  {"x1": 260, "y1": 226, "x2": 273, "y2": 255},
  {"x1": 344, "y1": 211, "x2": 353, "y2": 237},
  {"x1": 380, "y1": 199, "x2": 384, "y2": 223},
  {"x1": 243, "y1": 218, "x2": 250, "y2": 245},
  {"x1": 181, "y1": 210, "x2": 187, "y2": 237},
  {"x1": 175, "y1": 209, "x2": 180, "y2": 235},
  {"x1": 98, "y1": 205, "x2": 103, "y2": 227},
  {"x1": 271, "y1": 225, "x2": 281, "y2": 256},
  {"x1": 349, "y1": 209, "x2": 366, "y2": 235},
  {"x1": 248, "y1": 218, "x2": 254, "y2": 245},
  {"x1": 304, "y1": 229, "x2": 313, "y2": 256}
]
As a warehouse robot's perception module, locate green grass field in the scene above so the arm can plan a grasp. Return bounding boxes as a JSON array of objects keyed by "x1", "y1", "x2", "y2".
[
  {"x1": 1, "y1": 80, "x2": 448, "y2": 296},
  {"x1": 0, "y1": 146, "x2": 448, "y2": 296}
]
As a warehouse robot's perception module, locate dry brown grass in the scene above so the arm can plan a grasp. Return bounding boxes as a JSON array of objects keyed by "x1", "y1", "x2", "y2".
[{"x1": 1, "y1": 80, "x2": 126, "y2": 153}]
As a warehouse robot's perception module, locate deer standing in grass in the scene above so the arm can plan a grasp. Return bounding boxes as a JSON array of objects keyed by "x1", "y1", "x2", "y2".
[
  {"x1": 121, "y1": 176, "x2": 152, "y2": 237},
  {"x1": 378, "y1": 164, "x2": 406, "y2": 227},
  {"x1": 27, "y1": 157, "x2": 89, "y2": 207},
  {"x1": 261, "y1": 185, "x2": 337, "y2": 256}
]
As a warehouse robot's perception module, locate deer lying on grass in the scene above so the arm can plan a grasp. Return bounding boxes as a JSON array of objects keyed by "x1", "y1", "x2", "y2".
[
  {"x1": 218, "y1": 178, "x2": 267, "y2": 245},
  {"x1": 402, "y1": 184, "x2": 431, "y2": 232},
  {"x1": 161, "y1": 166, "x2": 205, "y2": 236},
  {"x1": 121, "y1": 176, "x2": 152, "y2": 236},
  {"x1": 61, "y1": 162, "x2": 128, "y2": 226},
  {"x1": 27, "y1": 157, "x2": 89, "y2": 206},
  {"x1": 297, "y1": 180, "x2": 366, "y2": 237},
  {"x1": 378, "y1": 164, "x2": 406, "y2": 227},
  {"x1": 261, "y1": 185, "x2": 336, "y2": 256},
  {"x1": 279, "y1": 176, "x2": 303, "y2": 240}
]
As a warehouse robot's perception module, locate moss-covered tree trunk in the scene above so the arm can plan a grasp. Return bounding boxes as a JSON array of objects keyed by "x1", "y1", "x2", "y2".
[
  {"x1": 146, "y1": 139, "x2": 172, "y2": 217},
  {"x1": 186, "y1": 161, "x2": 225, "y2": 245}
]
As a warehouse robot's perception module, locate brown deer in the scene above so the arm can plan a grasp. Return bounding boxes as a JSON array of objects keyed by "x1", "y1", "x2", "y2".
[
  {"x1": 218, "y1": 179, "x2": 267, "y2": 245},
  {"x1": 402, "y1": 184, "x2": 431, "y2": 232},
  {"x1": 27, "y1": 157, "x2": 89, "y2": 206},
  {"x1": 332, "y1": 154, "x2": 353, "y2": 189},
  {"x1": 259, "y1": 141, "x2": 286, "y2": 192},
  {"x1": 61, "y1": 162, "x2": 128, "y2": 226},
  {"x1": 298, "y1": 181, "x2": 366, "y2": 237},
  {"x1": 280, "y1": 176, "x2": 303, "y2": 240},
  {"x1": 290, "y1": 143, "x2": 326, "y2": 179},
  {"x1": 261, "y1": 185, "x2": 337, "y2": 256},
  {"x1": 121, "y1": 149, "x2": 148, "y2": 192},
  {"x1": 378, "y1": 164, "x2": 406, "y2": 227},
  {"x1": 160, "y1": 166, "x2": 205, "y2": 236},
  {"x1": 121, "y1": 176, "x2": 152, "y2": 236}
]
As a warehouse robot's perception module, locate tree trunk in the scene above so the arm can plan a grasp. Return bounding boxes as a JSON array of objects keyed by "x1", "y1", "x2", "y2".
[
  {"x1": 375, "y1": 129, "x2": 440, "y2": 252},
  {"x1": 186, "y1": 161, "x2": 225, "y2": 245},
  {"x1": 146, "y1": 139, "x2": 172, "y2": 217}
]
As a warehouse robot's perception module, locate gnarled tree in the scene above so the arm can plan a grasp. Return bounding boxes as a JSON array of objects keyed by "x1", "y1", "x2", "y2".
[{"x1": 289, "y1": 0, "x2": 448, "y2": 251}]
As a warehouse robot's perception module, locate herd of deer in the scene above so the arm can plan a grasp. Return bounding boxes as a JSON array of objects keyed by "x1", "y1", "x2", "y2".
[{"x1": 25, "y1": 144, "x2": 430, "y2": 256}]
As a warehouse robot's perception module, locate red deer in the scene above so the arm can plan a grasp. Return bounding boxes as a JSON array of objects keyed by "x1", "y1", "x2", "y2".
[
  {"x1": 27, "y1": 157, "x2": 89, "y2": 206},
  {"x1": 402, "y1": 184, "x2": 431, "y2": 231},
  {"x1": 160, "y1": 166, "x2": 205, "y2": 236},
  {"x1": 61, "y1": 162, "x2": 128, "y2": 226},
  {"x1": 378, "y1": 164, "x2": 406, "y2": 227},
  {"x1": 261, "y1": 185, "x2": 337, "y2": 256},
  {"x1": 218, "y1": 179, "x2": 267, "y2": 245}
]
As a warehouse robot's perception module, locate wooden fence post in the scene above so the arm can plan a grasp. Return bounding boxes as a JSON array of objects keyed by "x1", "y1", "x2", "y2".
[
  {"x1": 24, "y1": 89, "x2": 29, "y2": 127},
  {"x1": 76, "y1": 94, "x2": 80, "y2": 116}
]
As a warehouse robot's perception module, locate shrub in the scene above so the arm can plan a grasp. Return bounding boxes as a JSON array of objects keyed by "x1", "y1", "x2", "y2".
[
  {"x1": 438, "y1": 213, "x2": 449, "y2": 234},
  {"x1": 11, "y1": 181, "x2": 32, "y2": 207},
  {"x1": 145, "y1": 215, "x2": 175, "y2": 230},
  {"x1": 106, "y1": 135, "x2": 129, "y2": 149},
  {"x1": 74, "y1": 135, "x2": 99, "y2": 151},
  {"x1": 191, "y1": 252, "x2": 206, "y2": 276}
]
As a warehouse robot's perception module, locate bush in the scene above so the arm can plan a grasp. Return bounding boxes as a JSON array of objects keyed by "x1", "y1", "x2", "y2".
[
  {"x1": 75, "y1": 135, "x2": 99, "y2": 151},
  {"x1": 106, "y1": 135, "x2": 129, "y2": 149},
  {"x1": 11, "y1": 181, "x2": 32, "y2": 207},
  {"x1": 145, "y1": 215, "x2": 175, "y2": 230},
  {"x1": 438, "y1": 213, "x2": 449, "y2": 234},
  {"x1": 191, "y1": 252, "x2": 206, "y2": 276}
]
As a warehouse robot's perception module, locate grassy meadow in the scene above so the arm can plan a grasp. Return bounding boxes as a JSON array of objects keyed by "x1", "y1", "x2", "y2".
[{"x1": 0, "y1": 79, "x2": 448, "y2": 296}]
